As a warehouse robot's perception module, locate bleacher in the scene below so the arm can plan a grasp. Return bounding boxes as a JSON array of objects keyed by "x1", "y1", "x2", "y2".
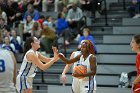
[{"x1": 15, "y1": 0, "x2": 140, "y2": 93}]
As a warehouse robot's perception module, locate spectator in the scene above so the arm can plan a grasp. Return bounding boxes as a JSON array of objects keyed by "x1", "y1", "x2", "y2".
[
  {"x1": 2, "y1": 26, "x2": 11, "y2": 39},
  {"x1": 62, "y1": 6, "x2": 68, "y2": 17},
  {"x1": 80, "y1": 0, "x2": 92, "y2": 12},
  {"x1": 0, "y1": 48, "x2": 17, "y2": 93},
  {"x1": 128, "y1": 0, "x2": 140, "y2": 18},
  {"x1": 46, "y1": 15, "x2": 55, "y2": 29},
  {"x1": 78, "y1": 28, "x2": 97, "y2": 54},
  {"x1": 56, "y1": 12, "x2": 73, "y2": 45},
  {"x1": 10, "y1": 29, "x2": 23, "y2": 53},
  {"x1": 0, "y1": 6, "x2": 7, "y2": 24},
  {"x1": 37, "y1": 15, "x2": 45, "y2": 29},
  {"x1": 42, "y1": 0, "x2": 54, "y2": 12},
  {"x1": 31, "y1": 22, "x2": 41, "y2": 38},
  {"x1": 20, "y1": 0, "x2": 29, "y2": 14},
  {"x1": 23, "y1": 15, "x2": 34, "y2": 41},
  {"x1": 2, "y1": 0, "x2": 22, "y2": 28},
  {"x1": 23, "y1": 4, "x2": 40, "y2": 21},
  {"x1": 54, "y1": 0, "x2": 66, "y2": 12},
  {"x1": 133, "y1": 0, "x2": 140, "y2": 18},
  {"x1": 66, "y1": 3, "x2": 83, "y2": 28},
  {"x1": 0, "y1": 18, "x2": 6, "y2": 30},
  {"x1": 66, "y1": 3, "x2": 84, "y2": 37},
  {"x1": 2, "y1": 36, "x2": 16, "y2": 54},
  {"x1": 40, "y1": 26, "x2": 57, "y2": 55},
  {"x1": 31, "y1": 0, "x2": 42, "y2": 11}
]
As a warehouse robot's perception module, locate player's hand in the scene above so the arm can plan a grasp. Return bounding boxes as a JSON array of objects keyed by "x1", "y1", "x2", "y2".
[
  {"x1": 58, "y1": 53, "x2": 65, "y2": 59},
  {"x1": 72, "y1": 72, "x2": 77, "y2": 77},
  {"x1": 52, "y1": 46, "x2": 58, "y2": 55},
  {"x1": 61, "y1": 74, "x2": 67, "y2": 85},
  {"x1": 72, "y1": 72, "x2": 81, "y2": 77},
  {"x1": 52, "y1": 47, "x2": 59, "y2": 62}
]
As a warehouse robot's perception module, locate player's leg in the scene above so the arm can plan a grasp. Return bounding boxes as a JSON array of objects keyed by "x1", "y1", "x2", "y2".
[
  {"x1": 72, "y1": 78, "x2": 80, "y2": 93},
  {"x1": 16, "y1": 76, "x2": 33, "y2": 93},
  {"x1": 80, "y1": 77, "x2": 96, "y2": 93},
  {"x1": 23, "y1": 77, "x2": 33, "y2": 93},
  {"x1": 23, "y1": 88, "x2": 32, "y2": 93}
]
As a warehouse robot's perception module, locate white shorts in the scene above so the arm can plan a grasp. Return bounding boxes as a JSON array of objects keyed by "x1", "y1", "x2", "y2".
[
  {"x1": 16, "y1": 74, "x2": 33, "y2": 93},
  {"x1": 72, "y1": 77, "x2": 96, "y2": 93}
]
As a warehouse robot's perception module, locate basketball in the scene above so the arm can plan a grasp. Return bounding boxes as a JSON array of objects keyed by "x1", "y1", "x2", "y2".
[{"x1": 73, "y1": 65, "x2": 87, "y2": 79}]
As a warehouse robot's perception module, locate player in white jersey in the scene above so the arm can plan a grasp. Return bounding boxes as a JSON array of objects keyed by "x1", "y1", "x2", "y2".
[
  {"x1": 60, "y1": 40, "x2": 97, "y2": 93},
  {"x1": 61, "y1": 50, "x2": 81, "y2": 84},
  {"x1": 0, "y1": 48, "x2": 17, "y2": 93},
  {"x1": 16, "y1": 36, "x2": 59, "y2": 93}
]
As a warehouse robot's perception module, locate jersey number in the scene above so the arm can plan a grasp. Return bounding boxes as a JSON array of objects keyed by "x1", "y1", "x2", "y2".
[{"x1": 0, "y1": 60, "x2": 5, "y2": 72}]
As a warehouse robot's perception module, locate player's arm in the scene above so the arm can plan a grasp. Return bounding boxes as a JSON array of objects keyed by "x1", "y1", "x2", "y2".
[
  {"x1": 89, "y1": 55, "x2": 97, "y2": 76},
  {"x1": 27, "y1": 52, "x2": 59, "y2": 71},
  {"x1": 9, "y1": 51, "x2": 17, "y2": 86},
  {"x1": 62, "y1": 52, "x2": 75, "y2": 75},
  {"x1": 38, "y1": 52, "x2": 53, "y2": 63},
  {"x1": 61, "y1": 52, "x2": 75, "y2": 84},
  {"x1": 38, "y1": 47, "x2": 58, "y2": 63},
  {"x1": 59, "y1": 53, "x2": 81, "y2": 64}
]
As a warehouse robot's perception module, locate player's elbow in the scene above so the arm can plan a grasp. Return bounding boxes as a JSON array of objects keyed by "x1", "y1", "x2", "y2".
[{"x1": 92, "y1": 71, "x2": 96, "y2": 76}]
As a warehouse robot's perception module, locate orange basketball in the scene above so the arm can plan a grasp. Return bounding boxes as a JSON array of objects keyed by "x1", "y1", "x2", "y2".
[{"x1": 73, "y1": 65, "x2": 87, "y2": 79}]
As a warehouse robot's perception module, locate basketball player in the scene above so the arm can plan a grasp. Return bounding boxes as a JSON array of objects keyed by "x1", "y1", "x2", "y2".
[
  {"x1": 130, "y1": 34, "x2": 140, "y2": 93},
  {"x1": 16, "y1": 36, "x2": 59, "y2": 93},
  {"x1": 61, "y1": 50, "x2": 81, "y2": 84},
  {"x1": 59, "y1": 40, "x2": 97, "y2": 93},
  {"x1": 0, "y1": 48, "x2": 17, "y2": 93}
]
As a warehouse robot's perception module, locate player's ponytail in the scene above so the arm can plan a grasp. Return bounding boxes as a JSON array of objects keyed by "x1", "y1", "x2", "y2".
[{"x1": 23, "y1": 36, "x2": 34, "y2": 54}]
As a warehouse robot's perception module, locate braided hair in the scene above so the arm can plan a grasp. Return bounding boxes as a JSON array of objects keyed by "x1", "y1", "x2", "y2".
[{"x1": 82, "y1": 40, "x2": 95, "y2": 54}]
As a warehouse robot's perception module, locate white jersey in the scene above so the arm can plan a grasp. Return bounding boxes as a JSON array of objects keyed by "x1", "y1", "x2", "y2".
[
  {"x1": 18, "y1": 49, "x2": 38, "y2": 77},
  {"x1": 72, "y1": 53, "x2": 97, "y2": 93},
  {"x1": 0, "y1": 48, "x2": 16, "y2": 92},
  {"x1": 72, "y1": 51, "x2": 81, "y2": 72},
  {"x1": 79, "y1": 54, "x2": 95, "y2": 75},
  {"x1": 16, "y1": 49, "x2": 38, "y2": 92}
]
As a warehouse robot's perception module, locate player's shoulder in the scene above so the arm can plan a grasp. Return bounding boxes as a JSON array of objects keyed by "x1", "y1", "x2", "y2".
[
  {"x1": 89, "y1": 54, "x2": 96, "y2": 60},
  {"x1": 26, "y1": 49, "x2": 36, "y2": 55},
  {"x1": 73, "y1": 51, "x2": 81, "y2": 54},
  {"x1": 90, "y1": 54, "x2": 96, "y2": 57}
]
